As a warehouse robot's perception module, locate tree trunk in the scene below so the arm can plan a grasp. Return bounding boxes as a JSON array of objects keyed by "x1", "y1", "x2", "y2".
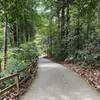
[
  {"x1": 66, "y1": 0, "x2": 70, "y2": 35},
  {"x1": 61, "y1": 5, "x2": 65, "y2": 39},
  {"x1": 13, "y1": 21, "x2": 17, "y2": 47},
  {"x1": 49, "y1": 15, "x2": 53, "y2": 57},
  {"x1": 57, "y1": 8, "x2": 61, "y2": 42},
  {"x1": 2, "y1": 14, "x2": 8, "y2": 70}
]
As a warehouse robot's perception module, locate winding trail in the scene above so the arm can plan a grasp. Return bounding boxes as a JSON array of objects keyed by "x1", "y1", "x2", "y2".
[{"x1": 20, "y1": 58, "x2": 100, "y2": 100}]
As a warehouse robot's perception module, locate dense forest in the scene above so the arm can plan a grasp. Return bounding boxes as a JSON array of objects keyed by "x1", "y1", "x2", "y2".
[
  {"x1": 0, "y1": 0, "x2": 100, "y2": 98},
  {"x1": 40, "y1": 0, "x2": 100, "y2": 67},
  {"x1": 0, "y1": 1, "x2": 39, "y2": 94},
  {"x1": 0, "y1": 0, "x2": 39, "y2": 72}
]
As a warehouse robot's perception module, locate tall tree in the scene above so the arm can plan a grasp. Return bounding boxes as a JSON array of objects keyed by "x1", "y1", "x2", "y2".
[{"x1": 3, "y1": 14, "x2": 8, "y2": 70}]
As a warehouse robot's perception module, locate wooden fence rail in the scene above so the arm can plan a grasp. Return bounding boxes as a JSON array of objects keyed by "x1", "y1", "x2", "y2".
[{"x1": 0, "y1": 59, "x2": 38, "y2": 96}]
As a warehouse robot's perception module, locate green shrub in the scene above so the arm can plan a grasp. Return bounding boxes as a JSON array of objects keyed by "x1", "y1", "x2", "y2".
[
  {"x1": 20, "y1": 42, "x2": 38, "y2": 59},
  {"x1": 10, "y1": 42, "x2": 38, "y2": 62},
  {"x1": 6, "y1": 58, "x2": 26, "y2": 74},
  {"x1": 0, "y1": 70, "x2": 15, "y2": 89},
  {"x1": 0, "y1": 41, "x2": 39, "y2": 89}
]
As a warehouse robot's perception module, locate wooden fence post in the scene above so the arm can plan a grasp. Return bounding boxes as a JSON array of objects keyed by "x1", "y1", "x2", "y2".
[{"x1": 15, "y1": 74, "x2": 19, "y2": 95}]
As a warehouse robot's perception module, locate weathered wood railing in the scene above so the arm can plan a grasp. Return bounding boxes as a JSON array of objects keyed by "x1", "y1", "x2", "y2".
[{"x1": 0, "y1": 58, "x2": 38, "y2": 96}]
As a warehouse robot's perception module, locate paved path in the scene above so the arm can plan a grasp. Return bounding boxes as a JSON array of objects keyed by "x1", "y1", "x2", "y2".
[{"x1": 20, "y1": 58, "x2": 100, "y2": 100}]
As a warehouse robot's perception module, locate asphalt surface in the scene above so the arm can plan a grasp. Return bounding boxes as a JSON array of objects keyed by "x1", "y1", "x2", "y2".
[{"x1": 20, "y1": 58, "x2": 100, "y2": 100}]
